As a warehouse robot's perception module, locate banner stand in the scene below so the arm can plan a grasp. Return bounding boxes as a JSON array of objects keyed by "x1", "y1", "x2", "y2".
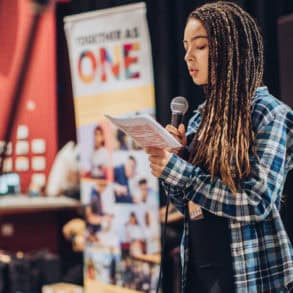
[{"x1": 64, "y1": 3, "x2": 161, "y2": 292}]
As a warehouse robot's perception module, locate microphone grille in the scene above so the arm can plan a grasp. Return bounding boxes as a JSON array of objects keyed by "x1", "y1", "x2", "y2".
[{"x1": 170, "y1": 96, "x2": 189, "y2": 114}]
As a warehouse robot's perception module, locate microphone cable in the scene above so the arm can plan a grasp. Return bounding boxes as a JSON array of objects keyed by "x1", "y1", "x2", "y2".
[{"x1": 156, "y1": 188, "x2": 171, "y2": 293}]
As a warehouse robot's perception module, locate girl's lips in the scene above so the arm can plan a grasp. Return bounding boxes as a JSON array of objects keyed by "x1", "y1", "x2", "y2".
[{"x1": 189, "y1": 69, "x2": 199, "y2": 77}]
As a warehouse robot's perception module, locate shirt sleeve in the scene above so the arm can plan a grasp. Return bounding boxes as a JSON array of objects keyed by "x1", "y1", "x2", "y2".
[
  {"x1": 286, "y1": 110, "x2": 293, "y2": 171},
  {"x1": 160, "y1": 181, "x2": 187, "y2": 214},
  {"x1": 160, "y1": 112, "x2": 288, "y2": 222}
]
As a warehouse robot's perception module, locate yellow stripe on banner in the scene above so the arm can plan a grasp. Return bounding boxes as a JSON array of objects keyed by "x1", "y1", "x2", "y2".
[{"x1": 74, "y1": 85, "x2": 155, "y2": 126}]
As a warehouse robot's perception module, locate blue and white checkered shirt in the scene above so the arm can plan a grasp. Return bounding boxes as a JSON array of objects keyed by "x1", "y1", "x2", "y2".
[{"x1": 160, "y1": 87, "x2": 293, "y2": 293}]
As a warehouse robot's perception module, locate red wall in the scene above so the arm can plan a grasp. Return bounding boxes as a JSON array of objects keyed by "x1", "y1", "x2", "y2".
[{"x1": 0, "y1": 0, "x2": 57, "y2": 192}]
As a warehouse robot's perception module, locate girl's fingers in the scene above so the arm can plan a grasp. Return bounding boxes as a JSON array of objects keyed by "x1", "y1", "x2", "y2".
[
  {"x1": 165, "y1": 124, "x2": 179, "y2": 135},
  {"x1": 145, "y1": 147, "x2": 157, "y2": 155},
  {"x1": 149, "y1": 163, "x2": 163, "y2": 177},
  {"x1": 148, "y1": 157, "x2": 167, "y2": 166},
  {"x1": 178, "y1": 123, "x2": 186, "y2": 135},
  {"x1": 145, "y1": 147, "x2": 165, "y2": 156}
]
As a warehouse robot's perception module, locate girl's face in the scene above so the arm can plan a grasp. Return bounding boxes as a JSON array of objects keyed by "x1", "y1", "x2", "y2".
[
  {"x1": 183, "y1": 18, "x2": 209, "y2": 85},
  {"x1": 94, "y1": 129, "x2": 104, "y2": 148},
  {"x1": 130, "y1": 214, "x2": 137, "y2": 225}
]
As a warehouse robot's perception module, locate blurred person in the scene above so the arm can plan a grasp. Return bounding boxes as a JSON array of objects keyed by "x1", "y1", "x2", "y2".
[
  {"x1": 109, "y1": 247, "x2": 117, "y2": 285},
  {"x1": 125, "y1": 211, "x2": 145, "y2": 256},
  {"x1": 62, "y1": 218, "x2": 85, "y2": 252},
  {"x1": 144, "y1": 211, "x2": 160, "y2": 254},
  {"x1": 62, "y1": 218, "x2": 85, "y2": 285},
  {"x1": 90, "y1": 125, "x2": 110, "y2": 179},
  {"x1": 146, "y1": 2, "x2": 293, "y2": 293},
  {"x1": 85, "y1": 258, "x2": 96, "y2": 280},
  {"x1": 113, "y1": 155, "x2": 137, "y2": 203},
  {"x1": 116, "y1": 129, "x2": 130, "y2": 150},
  {"x1": 135, "y1": 178, "x2": 157, "y2": 206},
  {"x1": 85, "y1": 181, "x2": 113, "y2": 243}
]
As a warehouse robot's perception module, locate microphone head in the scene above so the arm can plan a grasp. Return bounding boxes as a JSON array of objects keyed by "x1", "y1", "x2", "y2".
[{"x1": 170, "y1": 96, "x2": 189, "y2": 114}]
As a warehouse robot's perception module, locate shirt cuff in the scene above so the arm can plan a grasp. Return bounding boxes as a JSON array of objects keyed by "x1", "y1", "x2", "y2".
[{"x1": 160, "y1": 153, "x2": 193, "y2": 188}]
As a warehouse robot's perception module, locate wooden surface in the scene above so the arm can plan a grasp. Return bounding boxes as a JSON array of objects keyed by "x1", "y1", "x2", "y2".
[
  {"x1": 86, "y1": 280, "x2": 143, "y2": 293},
  {"x1": 0, "y1": 195, "x2": 80, "y2": 215}
]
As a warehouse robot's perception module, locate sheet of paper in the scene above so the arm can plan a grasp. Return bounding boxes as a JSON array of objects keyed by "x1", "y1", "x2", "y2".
[{"x1": 105, "y1": 114, "x2": 182, "y2": 150}]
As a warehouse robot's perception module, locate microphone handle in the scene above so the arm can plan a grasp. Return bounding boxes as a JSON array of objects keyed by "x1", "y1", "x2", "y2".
[{"x1": 171, "y1": 112, "x2": 184, "y2": 128}]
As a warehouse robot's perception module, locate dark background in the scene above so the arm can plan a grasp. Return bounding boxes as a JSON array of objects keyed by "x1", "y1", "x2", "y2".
[
  {"x1": 56, "y1": 0, "x2": 293, "y2": 230},
  {"x1": 55, "y1": 1, "x2": 293, "y2": 290},
  {"x1": 56, "y1": 0, "x2": 293, "y2": 143}
]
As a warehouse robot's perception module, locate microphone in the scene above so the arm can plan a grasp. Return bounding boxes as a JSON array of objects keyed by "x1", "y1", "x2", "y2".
[{"x1": 170, "y1": 96, "x2": 189, "y2": 127}]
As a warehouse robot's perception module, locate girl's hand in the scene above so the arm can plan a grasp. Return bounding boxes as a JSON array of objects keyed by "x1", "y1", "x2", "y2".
[
  {"x1": 165, "y1": 123, "x2": 187, "y2": 154},
  {"x1": 145, "y1": 147, "x2": 172, "y2": 177}
]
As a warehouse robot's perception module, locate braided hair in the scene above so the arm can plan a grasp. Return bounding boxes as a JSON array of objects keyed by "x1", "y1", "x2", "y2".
[{"x1": 188, "y1": 1, "x2": 264, "y2": 193}]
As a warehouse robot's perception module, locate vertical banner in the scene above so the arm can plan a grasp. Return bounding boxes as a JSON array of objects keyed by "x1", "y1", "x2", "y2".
[
  {"x1": 0, "y1": 0, "x2": 57, "y2": 192},
  {"x1": 64, "y1": 3, "x2": 161, "y2": 292}
]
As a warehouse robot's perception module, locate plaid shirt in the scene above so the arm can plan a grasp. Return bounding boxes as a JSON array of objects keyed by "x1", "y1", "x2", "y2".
[{"x1": 160, "y1": 87, "x2": 293, "y2": 293}]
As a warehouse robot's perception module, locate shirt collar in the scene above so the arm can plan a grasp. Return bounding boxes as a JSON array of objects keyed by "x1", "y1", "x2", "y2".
[
  {"x1": 193, "y1": 86, "x2": 269, "y2": 113},
  {"x1": 254, "y1": 86, "x2": 269, "y2": 96}
]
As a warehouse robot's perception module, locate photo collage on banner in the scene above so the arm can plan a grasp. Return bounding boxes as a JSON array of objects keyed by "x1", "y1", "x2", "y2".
[{"x1": 64, "y1": 3, "x2": 161, "y2": 292}]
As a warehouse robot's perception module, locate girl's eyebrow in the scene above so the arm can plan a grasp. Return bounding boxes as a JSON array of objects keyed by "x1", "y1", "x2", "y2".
[{"x1": 183, "y1": 35, "x2": 208, "y2": 44}]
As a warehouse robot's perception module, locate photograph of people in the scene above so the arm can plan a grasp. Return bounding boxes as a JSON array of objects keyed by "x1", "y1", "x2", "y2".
[
  {"x1": 143, "y1": 211, "x2": 160, "y2": 254},
  {"x1": 134, "y1": 178, "x2": 158, "y2": 207},
  {"x1": 115, "y1": 129, "x2": 130, "y2": 151},
  {"x1": 85, "y1": 181, "x2": 113, "y2": 244},
  {"x1": 118, "y1": 258, "x2": 158, "y2": 292},
  {"x1": 133, "y1": 178, "x2": 160, "y2": 254},
  {"x1": 125, "y1": 211, "x2": 145, "y2": 256},
  {"x1": 114, "y1": 126, "x2": 143, "y2": 151},
  {"x1": 113, "y1": 155, "x2": 137, "y2": 203},
  {"x1": 85, "y1": 258, "x2": 96, "y2": 280},
  {"x1": 89, "y1": 125, "x2": 110, "y2": 179},
  {"x1": 145, "y1": 2, "x2": 293, "y2": 293}
]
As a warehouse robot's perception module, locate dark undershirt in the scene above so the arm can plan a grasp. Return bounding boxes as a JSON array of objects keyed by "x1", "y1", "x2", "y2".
[
  {"x1": 188, "y1": 209, "x2": 233, "y2": 266},
  {"x1": 187, "y1": 210, "x2": 235, "y2": 292},
  {"x1": 183, "y1": 137, "x2": 234, "y2": 292}
]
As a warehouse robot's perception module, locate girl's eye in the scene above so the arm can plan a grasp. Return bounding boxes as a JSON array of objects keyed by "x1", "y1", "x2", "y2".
[{"x1": 197, "y1": 45, "x2": 207, "y2": 50}]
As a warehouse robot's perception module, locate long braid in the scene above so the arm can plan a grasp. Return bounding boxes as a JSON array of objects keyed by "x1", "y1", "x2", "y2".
[{"x1": 188, "y1": 2, "x2": 264, "y2": 193}]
